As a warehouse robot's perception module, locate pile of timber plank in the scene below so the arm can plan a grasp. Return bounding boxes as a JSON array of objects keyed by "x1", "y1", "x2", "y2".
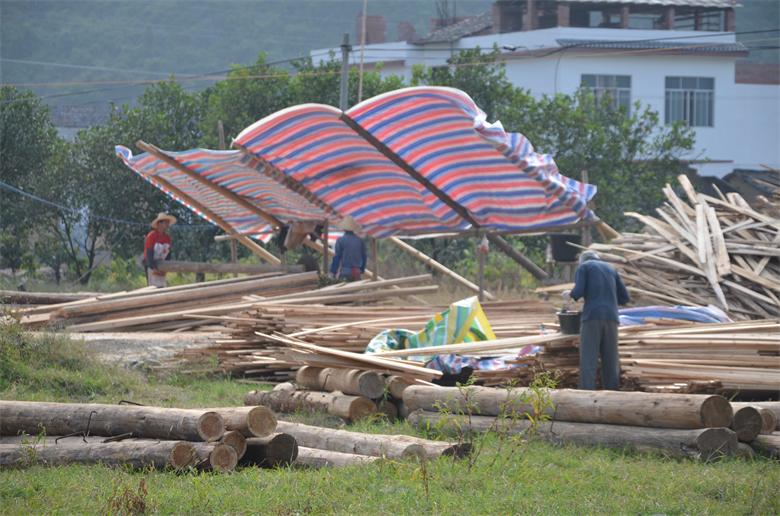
[
  {"x1": 476, "y1": 319, "x2": 780, "y2": 394},
  {"x1": 180, "y1": 298, "x2": 557, "y2": 381},
  {"x1": 587, "y1": 175, "x2": 780, "y2": 320},
  {"x1": 14, "y1": 271, "x2": 320, "y2": 332},
  {"x1": 368, "y1": 318, "x2": 779, "y2": 394},
  {"x1": 0, "y1": 400, "x2": 279, "y2": 472},
  {"x1": 403, "y1": 386, "x2": 780, "y2": 460},
  {"x1": 619, "y1": 319, "x2": 780, "y2": 393}
]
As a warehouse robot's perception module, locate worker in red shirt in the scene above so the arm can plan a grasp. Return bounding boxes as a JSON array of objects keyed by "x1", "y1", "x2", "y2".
[{"x1": 144, "y1": 213, "x2": 176, "y2": 287}]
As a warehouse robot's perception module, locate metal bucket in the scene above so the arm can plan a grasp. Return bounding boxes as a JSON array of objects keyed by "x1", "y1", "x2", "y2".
[{"x1": 557, "y1": 311, "x2": 581, "y2": 335}]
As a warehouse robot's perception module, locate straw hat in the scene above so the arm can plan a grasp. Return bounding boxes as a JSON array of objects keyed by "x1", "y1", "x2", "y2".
[
  {"x1": 151, "y1": 212, "x2": 177, "y2": 229},
  {"x1": 339, "y1": 215, "x2": 360, "y2": 232}
]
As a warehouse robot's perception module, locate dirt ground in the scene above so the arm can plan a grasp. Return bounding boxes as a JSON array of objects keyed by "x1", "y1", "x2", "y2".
[{"x1": 61, "y1": 331, "x2": 220, "y2": 368}]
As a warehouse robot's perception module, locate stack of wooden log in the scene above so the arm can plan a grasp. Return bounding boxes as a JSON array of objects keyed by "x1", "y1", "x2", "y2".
[
  {"x1": 0, "y1": 399, "x2": 471, "y2": 471},
  {"x1": 243, "y1": 366, "x2": 419, "y2": 422},
  {"x1": 403, "y1": 385, "x2": 780, "y2": 460},
  {"x1": 0, "y1": 400, "x2": 279, "y2": 472},
  {"x1": 587, "y1": 175, "x2": 780, "y2": 320}
]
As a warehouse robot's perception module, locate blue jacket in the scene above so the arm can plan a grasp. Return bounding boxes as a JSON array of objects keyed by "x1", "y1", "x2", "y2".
[
  {"x1": 330, "y1": 232, "x2": 366, "y2": 276},
  {"x1": 570, "y1": 260, "x2": 630, "y2": 322}
]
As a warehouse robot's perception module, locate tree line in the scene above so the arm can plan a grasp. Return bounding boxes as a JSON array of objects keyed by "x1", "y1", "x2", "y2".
[{"x1": 0, "y1": 49, "x2": 695, "y2": 286}]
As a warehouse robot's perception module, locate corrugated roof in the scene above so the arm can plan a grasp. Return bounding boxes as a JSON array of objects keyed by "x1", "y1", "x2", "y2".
[{"x1": 557, "y1": 38, "x2": 747, "y2": 53}]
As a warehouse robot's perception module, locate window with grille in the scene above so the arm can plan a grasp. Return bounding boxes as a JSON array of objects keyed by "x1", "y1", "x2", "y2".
[
  {"x1": 665, "y1": 77, "x2": 714, "y2": 127},
  {"x1": 581, "y1": 74, "x2": 632, "y2": 113}
]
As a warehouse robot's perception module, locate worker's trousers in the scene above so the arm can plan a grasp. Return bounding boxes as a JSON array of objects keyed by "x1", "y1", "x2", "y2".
[{"x1": 578, "y1": 319, "x2": 620, "y2": 390}]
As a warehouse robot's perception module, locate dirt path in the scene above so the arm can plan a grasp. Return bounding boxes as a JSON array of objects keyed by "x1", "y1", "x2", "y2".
[{"x1": 65, "y1": 331, "x2": 220, "y2": 368}]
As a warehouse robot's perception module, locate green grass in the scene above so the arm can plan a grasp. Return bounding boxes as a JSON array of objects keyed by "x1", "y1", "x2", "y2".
[{"x1": 1, "y1": 322, "x2": 778, "y2": 515}]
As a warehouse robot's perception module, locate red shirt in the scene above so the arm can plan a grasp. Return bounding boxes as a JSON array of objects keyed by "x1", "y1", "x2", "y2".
[{"x1": 144, "y1": 230, "x2": 172, "y2": 254}]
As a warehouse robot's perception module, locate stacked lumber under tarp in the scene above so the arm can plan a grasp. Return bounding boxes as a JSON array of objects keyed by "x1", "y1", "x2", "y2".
[
  {"x1": 179, "y1": 299, "x2": 557, "y2": 381},
  {"x1": 0, "y1": 400, "x2": 278, "y2": 472},
  {"x1": 404, "y1": 386, "x2": 780, "y2": 460},
  {"x1": 588, "y1": 175, "x2": 780, "y2": 320},
  {"x1": 0, "y1": 400, "x2": 469, "y2": 470}
]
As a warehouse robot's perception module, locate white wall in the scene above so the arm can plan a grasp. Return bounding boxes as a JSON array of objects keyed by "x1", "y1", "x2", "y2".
[{"x1": 313, "y1": 27, "x2": 779, "y2": 178}]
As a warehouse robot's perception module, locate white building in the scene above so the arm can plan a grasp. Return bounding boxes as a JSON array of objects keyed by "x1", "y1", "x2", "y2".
[{"x1": 315, "y1": 0, "x2": 779, "y2": 179}]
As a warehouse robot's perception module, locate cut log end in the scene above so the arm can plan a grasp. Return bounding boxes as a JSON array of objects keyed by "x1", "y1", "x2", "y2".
[
  {"x1": 246, "y1": 406, "x2": 278, "y2": 437},
  {"x1": 221, "y1": 430, "x2": 248, "y2": 460},
  {"x1": 696, "y1": 427, "x2": 738, "y2": 457},
  {"x1": 169, "y1": 442, "x2": 197, "y2": 469},
  {"x1": 349, "y1": 398, "x2": 378, "y2": 421},
  {"x1": 356, "y1": 372, "x2": 385, "y2": 400},
  {"x1": 208, "y1": 443, "x2": 238, "y2": 472},
  {"x1": 243, "y1": 433, "x2": 299, "y2": 468},
  {"x1": 441, "y1": 442, "x2": 472, "y2": 459},
  {"x1": 732, "y1": 406, "x2": 763, "y2": 443},
  {"x1": 197, "y1": 411, "x2": 226, "y2": 441},
  {"x1": 700, "y1": 396, "x2": 733, "y2": 428}
]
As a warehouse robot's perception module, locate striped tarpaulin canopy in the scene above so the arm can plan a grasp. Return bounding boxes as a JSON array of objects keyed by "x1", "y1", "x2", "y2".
[
  {"x1": 115, "y1": 146, "x2": 329, "y2": 242},
  {"x1": 117, "y1": 86, "x2": 595, "y2": 239},
  {"x1": 235, "y1": 86, "x2": 595, "y2": 237}
]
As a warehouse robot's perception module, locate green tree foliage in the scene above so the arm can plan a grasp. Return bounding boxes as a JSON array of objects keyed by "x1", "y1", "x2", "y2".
[
  {"x1": 500, "y1": 89, "x2": 695, "y2": 228},
  {"x1": 0, "y1": 87, "x2": 59, "y2": 274}
]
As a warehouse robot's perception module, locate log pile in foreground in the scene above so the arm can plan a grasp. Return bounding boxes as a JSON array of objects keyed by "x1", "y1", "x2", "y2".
[
  {"x1": 0, "y1": 398, "x2": 469, "y2": 470},
  {"x1": 404, "y1": 385, "x2": 778, "y2": 459},
  {"x1": 588, "y1": 175, "x2": 780, "y2": 320},
  {"x1": 0, "y1": 401, "x2": 279, "y2": 472}
]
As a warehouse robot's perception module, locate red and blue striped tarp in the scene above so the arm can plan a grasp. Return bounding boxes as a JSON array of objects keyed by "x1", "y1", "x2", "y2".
[{"x1": 117, "y1": 86, "x2": 595, "y2": 240}]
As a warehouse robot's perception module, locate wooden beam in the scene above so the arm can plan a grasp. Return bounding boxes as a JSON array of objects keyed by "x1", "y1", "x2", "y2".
[
  {"x1": 388, "y1": 236, "x2": 494, "y2": 299},
  {"x1": 144, "y1": 172, "x2": 281, "y2": 264},
  {"x1": 487, "y1": 234, "x2": 548, "y2": 280},
  {"x1": 137, "y1": 140, "x2": 283, "y2": 229}
]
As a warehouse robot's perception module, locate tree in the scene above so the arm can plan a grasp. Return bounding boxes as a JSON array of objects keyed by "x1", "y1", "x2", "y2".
[
  {"x1": 411, "y1": 46, "x2": 514, "y2": 121},
  {"x1": 0, "y1": 87, "x2": 59, "y2": 276},
  {"x1": 200, "y1": 54, "x2": 295, "y2": 148},
  {"x1": 500, "y1": 89, "x2": 695, "y2": 229}
]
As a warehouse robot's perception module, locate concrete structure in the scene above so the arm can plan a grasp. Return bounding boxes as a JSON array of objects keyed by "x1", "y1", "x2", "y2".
[{"x1": 315, "y1": 0, "x2": 779, "y2": 178}]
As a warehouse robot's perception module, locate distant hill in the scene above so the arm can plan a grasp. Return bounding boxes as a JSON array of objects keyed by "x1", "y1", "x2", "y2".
[
  {"x1": 1, "y1": 0, "x2": 775, "y2": 119},
  {"x1": 0, "y1": 0, "x2": 491, "y2": 112}
]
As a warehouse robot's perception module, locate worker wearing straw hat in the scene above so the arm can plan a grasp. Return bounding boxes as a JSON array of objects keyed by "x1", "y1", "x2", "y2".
[
  {"x1": 143, "y1": 212, "x2": 176, "y2": 288},
  {"x1": 329, "y1": 215, "x2": 366, "y2": 281}
]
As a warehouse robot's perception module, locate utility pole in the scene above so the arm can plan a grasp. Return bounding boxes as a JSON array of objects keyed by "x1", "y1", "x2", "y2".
[{"x1": 339, "y1": 33, "x2": 351, "y2": 111}]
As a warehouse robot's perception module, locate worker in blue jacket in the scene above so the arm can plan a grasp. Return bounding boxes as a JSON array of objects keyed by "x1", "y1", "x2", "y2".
[
  {"x1": 563, "y1": 250, "x2": 630, "y2": 390},
  {"x1": 329, "y1": 215, "x2": 366, "y2": 281}
]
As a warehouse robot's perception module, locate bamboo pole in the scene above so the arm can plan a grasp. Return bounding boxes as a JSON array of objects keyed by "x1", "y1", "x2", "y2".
[{"x1": 388, "y1": 236, "x2": 494, "y2": 299}]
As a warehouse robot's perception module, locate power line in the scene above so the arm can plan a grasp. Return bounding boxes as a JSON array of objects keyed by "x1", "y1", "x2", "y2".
[{"x1": 0, "y1": 179, "x2": 213, "y2": 230}]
